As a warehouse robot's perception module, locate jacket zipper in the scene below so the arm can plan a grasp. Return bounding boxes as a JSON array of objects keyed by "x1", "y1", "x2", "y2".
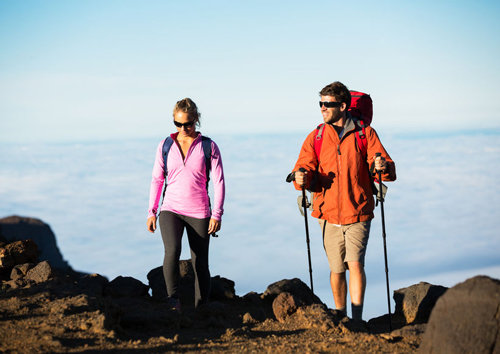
[{"x1": 337, "y1": 144, "x2": 342, "y2": 223}]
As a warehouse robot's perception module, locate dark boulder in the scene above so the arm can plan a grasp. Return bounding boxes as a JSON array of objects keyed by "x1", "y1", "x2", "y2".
[
  {"x1": 418, "y1": 276, "x2": 500, "y2": 354},
  {"x1": 147, "y1": 261, "x2": 236, "y2": 304},
  {"x1": 393, "y1": 281, "x2": 448, "y2": 324},
  {"x1": 76, "y1": 273, "x2": 109, "y2": 296},
  {"x1": 210, "y1": 275, "x2": 236, "y2": 300},
  {"x1": 104, "y1": 276, "x2": 149, "y2": 298},
  {"x1": 263, "y1": 278, "x2": 322, "y2": 305},
  {"x1": 0, "y1": 216, "x2": 70, "y2": 270}
]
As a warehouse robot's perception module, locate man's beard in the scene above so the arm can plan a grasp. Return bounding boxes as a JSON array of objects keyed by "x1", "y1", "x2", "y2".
[{"x1": 328, "y1": 113, "x2": 342, "y2": 125}]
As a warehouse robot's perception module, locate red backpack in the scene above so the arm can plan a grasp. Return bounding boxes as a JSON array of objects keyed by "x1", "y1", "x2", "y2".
[{"x1": 314, "y1": 90, "x2": 373, "y2": 159}]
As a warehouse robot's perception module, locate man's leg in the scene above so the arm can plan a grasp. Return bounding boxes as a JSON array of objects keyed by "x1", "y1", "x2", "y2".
[
  {"x1": 320, "y1": 219, "x2": 347, "y2": 315},
  {"x1": 347, "y1": 261, "x2": 366, "y2": 320},
  {"x1": 343, "y1": 221, "x2": 370, "y2": 320},
  {"x1": 330, "y1": 271, "x2": 347, "y2": 314}
]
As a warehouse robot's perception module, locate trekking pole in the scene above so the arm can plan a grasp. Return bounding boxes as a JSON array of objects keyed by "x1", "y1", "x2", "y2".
[
  {"x1": 298, "y1": 167, "x2": 314, "y2": 301},
  {"x1": 376, "y1": 152, "x2": 392, "y2": 331}
]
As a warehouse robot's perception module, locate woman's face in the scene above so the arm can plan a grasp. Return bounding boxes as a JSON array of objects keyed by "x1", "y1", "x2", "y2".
[{"x1": 173, "y1": 111, "x2": 197, "y2": 138}]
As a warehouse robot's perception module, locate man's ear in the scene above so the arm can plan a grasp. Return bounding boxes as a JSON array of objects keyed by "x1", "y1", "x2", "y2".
[{"x1": 340, "y1": 102, "x2": 347, "y2": 112}]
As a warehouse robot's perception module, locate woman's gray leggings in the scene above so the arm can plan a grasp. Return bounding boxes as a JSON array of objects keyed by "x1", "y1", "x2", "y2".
[{"x1": 159, "y1": 211, "x2": 211, "y2": 307}]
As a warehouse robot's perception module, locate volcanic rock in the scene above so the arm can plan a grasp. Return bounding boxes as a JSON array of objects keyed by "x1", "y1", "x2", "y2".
[
  {"x1": 418, "y1": 275, "x2": 500, "y2": 353},
  {"x1": 393, "y1": 281, "x2": 448, "y2": 324},
  {"x1": 103, "y1": 276, "x2": 149, "y2": 298},
  {"x1": 25, "y1": 260, "x2": 53, "y2": 283},
  {"x1": 0, "y1": 216, "x2": 70, "y2": 270},
  {"x1": 10, "y1": 263, "x2": 34, "y2": 280},
  {"x1": 272, "y1": 291, "x2": 303, "y2": 323},
  {"x1": 147, "y1": 262, "x2": 236, "y2": 305},
  {"x1": 263, "y1": 278, "x2": 322, "y2": 304},
  {"x1": 0, "y1": 239, "x2": 38, "y2": 272}
]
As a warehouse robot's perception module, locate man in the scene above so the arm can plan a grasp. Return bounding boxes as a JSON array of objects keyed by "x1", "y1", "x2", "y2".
[{"x1": 289, "y1": 81, "x2": 396, "y2": 320}]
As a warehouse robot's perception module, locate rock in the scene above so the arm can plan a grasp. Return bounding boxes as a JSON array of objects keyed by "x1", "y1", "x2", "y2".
[
  {"x1": 263, "y1": 278, "x2": 322, "y2": 304},
  {"x1": 393, "y1": 281, "x2": 448, "y2": 324},
  {"x1": 418, "y1": 276, "x2": 500, "y2": 354},
  {"x1": 0, "y1": 239, "x2": 38, "y2": 271},
  {"x1": 272, "y1": 292, "x2": 303, "y2": 323},
  {"x1": 147, "y1": 262, "x2": 236, "y2": 304},
  {"x1": 148, "y1": 260, "x2": 196, "y2": 302},
  {"x1": 0, "y1": 216, "x2": 71, "y2": 270},
  {"x1": 243, "y1": 291, "x2": 263, "y2": 304},
  {"x1": 242, "y1": 312, "x2": 259, "y2": 324},
  {"x1": 210, "y1": 275, "x2": 236, "y2": 300},
  {"x1": 104, "y1": 276, "x2": 149, "y2": 298},
  {"x1": 77, "y1": 273, "x2": 109, "y2": 296},
  {"x1": 25, "y1": 261, "x2": 53, "y2": 283},
  {"x1": 10, "y1": 263, "x2": 35, "y2": 280},
  {"x1": 147, "y1": 266, "x2": 167, "y2": 299}
]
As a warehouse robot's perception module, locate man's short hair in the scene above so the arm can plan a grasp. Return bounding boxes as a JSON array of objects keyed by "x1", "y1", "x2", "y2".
[{"x1": 319, "y1": 82, "x2": 351, "y2": 110}]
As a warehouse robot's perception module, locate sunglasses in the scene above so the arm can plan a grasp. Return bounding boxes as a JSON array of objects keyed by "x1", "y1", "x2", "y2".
[
  {"x1": 173, "y1": 120, "x2": 195, "y2": 128},
  {"x1": 319, "y1": 101, "x2": 342, "y2": 108}
]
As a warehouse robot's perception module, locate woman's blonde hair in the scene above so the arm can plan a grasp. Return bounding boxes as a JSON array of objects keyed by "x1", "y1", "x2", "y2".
[{"x1": 173, "y1": 98, "x2": 201, "y2": 127}]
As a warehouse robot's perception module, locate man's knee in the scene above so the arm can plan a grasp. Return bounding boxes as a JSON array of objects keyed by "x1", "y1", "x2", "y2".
[{"x1": 347, "y1": 261, "x2": 365, "y2": 274}]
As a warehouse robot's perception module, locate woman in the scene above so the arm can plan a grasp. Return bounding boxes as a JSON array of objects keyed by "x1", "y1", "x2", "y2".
[{"x1": 147, "y1": 98, "x2": 225, "y2": 311}]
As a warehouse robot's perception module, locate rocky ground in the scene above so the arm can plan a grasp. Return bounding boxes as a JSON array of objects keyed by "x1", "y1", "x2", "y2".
[
  {"x1": 0, "y1": 275, "x2": 424, "y2": 354},
  {"x1": 0, "y1": 242, "x2": 424, "y2": 354},
  {"x1": 2, "y1": 219, "x2": 498, "y2": 354}
]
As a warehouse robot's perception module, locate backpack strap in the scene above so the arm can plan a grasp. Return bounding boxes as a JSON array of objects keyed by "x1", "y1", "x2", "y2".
[
  {"x1": 354, "y1": 119, "x2": 368, "y2": 157},
  {"x1": 161, "y1": 135, "x2": 212, "y2": 209},
  {"x1": 163, "y1": 135, "x2": 212, "y2": 182},
  {"x1": 201, "y1": 136, "x2": 212, "y2": 190},
  {"x1": 162, "y1": 136, "x2": 175, "y2": 178},
  {"x1": 314, "y1": 123, "x2": 325, "y2": 162}
]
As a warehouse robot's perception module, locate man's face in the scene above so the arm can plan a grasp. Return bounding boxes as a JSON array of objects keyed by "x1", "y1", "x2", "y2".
[{"x1": 320, "y1": 95, "x2": 345, "y2": 125}]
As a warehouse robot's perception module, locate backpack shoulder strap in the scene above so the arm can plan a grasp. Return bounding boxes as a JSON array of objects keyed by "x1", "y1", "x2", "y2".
[
  {"x1": 354, "y1": 119, "x2": 368, "y2": 157},
  {"x1": 201, "y1": 136, "x2": 212, "y2": 184},
  {"x1": 314, "y1": 124, "x2": 325, "y2": 162},
  {"x1": 162, "y1": 136, "x2": 174, "y2": 178}
]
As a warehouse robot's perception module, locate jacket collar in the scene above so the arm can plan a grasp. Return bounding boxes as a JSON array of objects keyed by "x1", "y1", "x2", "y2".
[{"x1": 326, "y1": 114, "x2": 356, "y2": 140}]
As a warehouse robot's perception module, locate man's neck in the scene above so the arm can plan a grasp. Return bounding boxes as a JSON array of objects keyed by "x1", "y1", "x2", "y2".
[{"x1": 332, "y1": 115, "x2": 346, "y2": 128}]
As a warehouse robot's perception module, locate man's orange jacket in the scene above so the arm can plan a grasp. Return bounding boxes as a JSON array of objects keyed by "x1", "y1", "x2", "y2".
[{"x1": 292, "y1": 118, "x2": 396, "y2": 225}]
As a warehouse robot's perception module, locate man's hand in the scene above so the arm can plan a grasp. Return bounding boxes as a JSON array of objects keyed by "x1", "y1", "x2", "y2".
[
  {"x1": 295, "y1": 170, "x2": 308, "y2": 186},
  {"x1": 208, "y1": 218, "x2": 221, "y2": 235},
  {"x1": 374, "y1": 155, "x2": 387, "y2": 172},
  {"x1": 147, "y1": 216, "x2": 157, "y2": 233}
]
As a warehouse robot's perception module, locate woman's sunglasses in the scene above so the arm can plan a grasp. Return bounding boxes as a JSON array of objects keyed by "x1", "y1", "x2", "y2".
[{"x1": 173, "y1": 120, "x2": 195, "y2": 128}]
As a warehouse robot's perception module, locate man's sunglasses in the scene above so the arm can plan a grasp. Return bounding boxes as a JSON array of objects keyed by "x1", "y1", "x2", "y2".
[
  {"x1": 319, "y1": 101, "x2": 342, "y2": 108},
  {"x1": 173, "y1": 120, "x2": 195, "y2": 128}
]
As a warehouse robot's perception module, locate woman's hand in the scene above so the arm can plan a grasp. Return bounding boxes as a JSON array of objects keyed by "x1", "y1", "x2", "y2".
[
  {"x1": 147, "y1": 216, "x2": 157, "y2": 233},
  {"x1": 208, "y1": 218, "x2": 221, "y2": 235}
]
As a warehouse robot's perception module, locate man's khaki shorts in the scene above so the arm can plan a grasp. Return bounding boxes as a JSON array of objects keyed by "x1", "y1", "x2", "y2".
[{"x1": 318, "y1": 219, "x2": 371, "y2": 273}]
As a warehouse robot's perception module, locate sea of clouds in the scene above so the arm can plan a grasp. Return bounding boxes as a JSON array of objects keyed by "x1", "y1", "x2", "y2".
[{"x1": 1, "y1": 130, "x2": 499, "y2": 320}]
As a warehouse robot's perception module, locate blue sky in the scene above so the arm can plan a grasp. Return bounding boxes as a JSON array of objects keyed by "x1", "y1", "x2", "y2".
[{"x1": 1, "y1": 0, "x2": 500, "y2": 142}]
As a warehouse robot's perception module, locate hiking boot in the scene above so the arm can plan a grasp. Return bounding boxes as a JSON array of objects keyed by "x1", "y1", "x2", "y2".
[{"x1": 163, "y1": 297, "x2": 181, "y2": 313}]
